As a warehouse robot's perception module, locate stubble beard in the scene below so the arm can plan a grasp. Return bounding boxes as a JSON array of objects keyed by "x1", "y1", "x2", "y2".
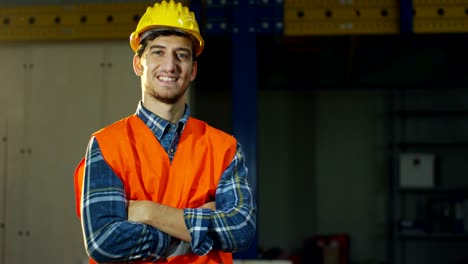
[{"x1": 147, "y1": 85, "x2": 187, "y2": 105}]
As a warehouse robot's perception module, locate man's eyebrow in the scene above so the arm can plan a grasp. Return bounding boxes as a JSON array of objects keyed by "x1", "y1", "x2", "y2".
[
  {"x1": 149, "y1": 44, "x2": 164, "y2": 50},
  {"x1": 149, "y1": 45, "x2": 191, "y2": 53},
  {"x1": 176, "y1": 47, "x2": 192, "y2": 54}
]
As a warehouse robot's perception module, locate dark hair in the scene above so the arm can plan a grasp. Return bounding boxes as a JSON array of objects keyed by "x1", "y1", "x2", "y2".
[{"x1": 136, "y1": 29, "x2": 197, "y2": 63}]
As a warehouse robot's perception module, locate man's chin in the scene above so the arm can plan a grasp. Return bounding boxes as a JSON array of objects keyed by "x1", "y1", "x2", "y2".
[{"x1": 155, "y1": 94, "x2": 184, "y2": 105}]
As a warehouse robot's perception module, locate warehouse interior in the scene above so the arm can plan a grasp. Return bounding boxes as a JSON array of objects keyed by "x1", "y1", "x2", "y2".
[{"x1": 1, "y1": 0, "x2": 468, "y2": 264}]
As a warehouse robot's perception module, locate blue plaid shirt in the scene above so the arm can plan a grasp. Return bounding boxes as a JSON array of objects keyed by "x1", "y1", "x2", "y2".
[{"x1": 81, "y1": 102, "x2": 256, "y2": 262}]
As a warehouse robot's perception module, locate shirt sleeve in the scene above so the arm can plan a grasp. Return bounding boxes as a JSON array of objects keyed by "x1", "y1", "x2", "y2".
[
  {"x1": 183, "y1": 142, "x2": 257, "y2": 255},
  {"x1": 81, "y1": 136, "x2": 171, "y2": 262}
]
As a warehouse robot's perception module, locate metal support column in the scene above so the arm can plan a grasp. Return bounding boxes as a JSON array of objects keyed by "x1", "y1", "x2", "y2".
[
  {"x1": 400, "y1": 0, "x2": 414, "y2": 33},
  {"x1": 231, "y1": 0, "x2": 258, "y2": 260},
  {"x1": 202, "y1": 0, "x2": 281, "y2": 259}
]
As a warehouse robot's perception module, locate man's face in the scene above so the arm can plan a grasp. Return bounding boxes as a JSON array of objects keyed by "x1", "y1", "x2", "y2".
[{"x1": 134, "y1": 35, "x2": 197, "y2": 104}]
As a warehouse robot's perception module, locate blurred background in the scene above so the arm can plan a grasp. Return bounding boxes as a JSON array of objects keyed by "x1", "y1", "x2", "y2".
[{"x1": 1, "y1": 0, "x2": 468, "y2": 264}]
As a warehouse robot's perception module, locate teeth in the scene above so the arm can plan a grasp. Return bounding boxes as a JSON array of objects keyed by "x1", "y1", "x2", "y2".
[{"x1": 159, "y1": 76, "x2": 176, "y2": 81}]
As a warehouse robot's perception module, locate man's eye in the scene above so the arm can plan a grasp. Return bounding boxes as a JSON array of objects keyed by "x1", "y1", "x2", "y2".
[
  {"x1": 152, "y1": 50, "x2": 163, "y2": 55},
  {"x1": 177, "y1": 53, "x2": 189, "y2": 59}
]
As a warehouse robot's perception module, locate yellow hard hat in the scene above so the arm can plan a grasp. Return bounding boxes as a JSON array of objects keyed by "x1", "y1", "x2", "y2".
[{"x1": 130, "y1": 0, "x2": 204, "y2": 57}]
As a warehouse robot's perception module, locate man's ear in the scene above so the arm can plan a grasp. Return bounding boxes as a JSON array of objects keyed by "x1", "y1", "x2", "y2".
[
  {"x1": 133, "y1": 54, "x2": 143, "y2": 76},
  {"x1": 190, "y1": 61, "x2": 198, "y2": 81}
]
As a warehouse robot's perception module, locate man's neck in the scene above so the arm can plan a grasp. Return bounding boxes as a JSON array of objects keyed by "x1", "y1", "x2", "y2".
[{"x1": 142, "y1": 98, "x2": 185, "y2": 124}]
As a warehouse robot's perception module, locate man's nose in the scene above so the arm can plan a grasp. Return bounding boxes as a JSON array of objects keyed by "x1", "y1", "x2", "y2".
[{"x1": 161, "y1": 54, "x2": 178, "y2": 72}]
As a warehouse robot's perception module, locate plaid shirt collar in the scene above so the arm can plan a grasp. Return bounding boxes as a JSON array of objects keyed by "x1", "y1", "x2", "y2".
[{"x1": 135, "y1": 101, "x2": 190, "y2": 141}]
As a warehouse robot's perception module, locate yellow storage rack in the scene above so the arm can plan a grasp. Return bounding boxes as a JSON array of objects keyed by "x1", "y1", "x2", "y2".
[
  {"x1": 413, "y1": 3, "x2": 468, "y2": 33},
  {"x1": 0, "y1": 1, "x2": 467, "y2": 40},
  {"x1": 284, "y1": 0, "x2": 400, "y2": 35},
  {"x1": 0, "y1": 2, "x2": 151, "y2": 41},
  {"x1": 284, "y1": 0, "x2": 398, "y2": 7},
  {"x1": 284, "y1": 0, "x2": 468, "y2": 35}
]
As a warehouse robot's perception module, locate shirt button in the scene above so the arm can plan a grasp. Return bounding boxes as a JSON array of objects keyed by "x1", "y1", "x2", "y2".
[{"x1": 170, "y1": 148, "x2": 174, "y2": 153}]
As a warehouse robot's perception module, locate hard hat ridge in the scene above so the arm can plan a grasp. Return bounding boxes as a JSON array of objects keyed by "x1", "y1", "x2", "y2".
[{"x1": 129, "y1": 0, "x2": 204, "y2": 56}]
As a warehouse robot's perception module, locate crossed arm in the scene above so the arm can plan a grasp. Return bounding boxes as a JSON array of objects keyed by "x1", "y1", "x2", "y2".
[
  {"x1": 81, "y1": 138, "x2": 256, "y2": 262},
  {"x1": 127, "y1": 200, "x2": 216, "y2": 242}
]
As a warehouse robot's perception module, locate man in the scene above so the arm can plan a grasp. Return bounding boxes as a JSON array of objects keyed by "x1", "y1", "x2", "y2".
[{"x1": 73, "y1": 0, "x2": 257, "y2": 263}]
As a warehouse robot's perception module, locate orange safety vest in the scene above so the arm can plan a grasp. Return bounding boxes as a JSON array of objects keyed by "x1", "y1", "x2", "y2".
[{"x1": 74, "y1": 115, "x2": 237, "y2": 264}]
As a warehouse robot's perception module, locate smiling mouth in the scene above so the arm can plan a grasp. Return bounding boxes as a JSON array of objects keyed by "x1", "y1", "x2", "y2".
[{"x1": 158, "y1": 76, "x2": 177, "y2": 82}]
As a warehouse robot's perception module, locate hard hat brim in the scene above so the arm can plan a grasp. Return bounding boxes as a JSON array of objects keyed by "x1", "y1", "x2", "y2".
[{"x1": 130, "y1": 26, "x2": 204, "y2": 57}]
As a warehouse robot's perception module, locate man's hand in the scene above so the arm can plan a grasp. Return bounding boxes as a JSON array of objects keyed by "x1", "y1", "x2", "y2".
[
  {"x1": 199, "y1": 201, "x2": 216, "y2": 210},
  {"x1": 128, "y1": 200, "x2": 216, "y2": 223}
]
